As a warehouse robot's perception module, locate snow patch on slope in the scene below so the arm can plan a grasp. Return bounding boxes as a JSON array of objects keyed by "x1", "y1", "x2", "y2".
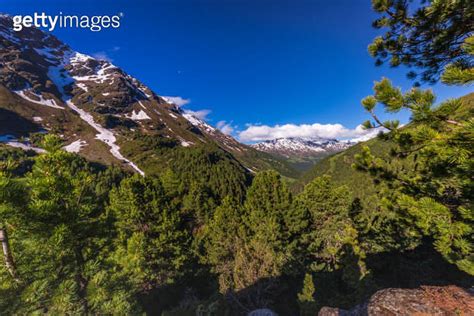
[
  {"x1": 76, "y1": 82, "x2": 89, "y2": 92},
  {"x1": 14, "y1": 89, "x2": 63, "y2": 109},
  {"x1": 0, "y1": 134, "x2": 46, "y2": 153},
  {"x1": 63, "y1": 139, "x2": 87, "y2": 153},
  {"x1": 65, "y1": 100, "x2": 145, "y2": 175},
  {"x1": 126, "y1": 110, "x2": 151, "y2": 121},
  {"x1": 182, "y1": 112, "x2": 216, "y2": 133},
  {"x1": 179, "y1": 139, "x2": 193, "y2": 147},
  {"x1": 6, "y1": 141, "x2": 46, "y2": 153}
]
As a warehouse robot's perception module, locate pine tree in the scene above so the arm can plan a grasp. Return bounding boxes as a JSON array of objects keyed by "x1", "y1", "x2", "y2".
[
  {"x1": 20, "y1": 137, "x2": 101, "y2": 313},
  {"x1": 182, "y1": 181, "x2": 217, "y2": 227},
  {"x1": 0, "y1": 135, "x2": 136, "y2": 314},
  {"x1": 441, "y1": 35, "x2": 474, "y2": 85},
  {"x1": 368, "y1": 0, "x2": 473, "y2": 84},
  {"x1": 244, "y1": 170, "x2": 292, "y2": 250},
  {"x1": 203, "y1": 196, "x2": 244, "y2": 293},
  {"x1": 108, "y1": 175, "x2": 191, "y2": 291},
  {"x1": 205, "y1": 171, "x2": 293, "y2": 309},
  {"x1": 0, "y1": 160, "x2": 27, "y2": 292},
  {"x1": 226, "y1": 171, "x2": 293, "y2": 307},
  {"x1": 356, "y1": 80, "x2": 474, "y2": 275},
  {"x1": 297, "y1": 273, "x2": 317, "y2": 316},
  {"x1": 290, "y1": 176, "x2": 363, "y2": 273}
]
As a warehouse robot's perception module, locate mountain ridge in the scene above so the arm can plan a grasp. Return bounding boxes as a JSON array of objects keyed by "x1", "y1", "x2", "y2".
[{"x1": 251, "y1": 137, "x2": 354, "y2": 158}]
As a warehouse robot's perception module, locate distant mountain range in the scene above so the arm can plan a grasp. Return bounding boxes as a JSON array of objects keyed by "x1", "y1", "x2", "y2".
[{"x1": 251, "y1": 137, "x2": 355, "y2": 158}]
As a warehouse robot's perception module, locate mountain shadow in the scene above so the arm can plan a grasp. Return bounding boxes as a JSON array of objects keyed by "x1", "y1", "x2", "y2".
[{"x1": 0, "y1": 107, "x2": 42, "y2": 136}]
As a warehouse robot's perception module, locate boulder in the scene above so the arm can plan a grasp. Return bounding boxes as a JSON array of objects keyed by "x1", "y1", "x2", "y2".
[{"x1": 319, "y1": 285, "x2": 474, "y2": 316}]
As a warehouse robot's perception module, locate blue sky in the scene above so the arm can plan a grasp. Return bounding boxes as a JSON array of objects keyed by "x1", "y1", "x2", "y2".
[{"x1": 3, "y1": 0, "x2": 472, "y2": 142}]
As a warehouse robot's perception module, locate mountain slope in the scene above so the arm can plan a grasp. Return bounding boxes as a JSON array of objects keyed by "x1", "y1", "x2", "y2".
[
  {"x1": 0, "y1": 16, "x2": 296, "y2": 177},
  {"x1": 292, "y1": 136, "x2": 390, "y2": 196},
  {"x1": 294, "y1": 92, "x2": 474, "y2": 196}
]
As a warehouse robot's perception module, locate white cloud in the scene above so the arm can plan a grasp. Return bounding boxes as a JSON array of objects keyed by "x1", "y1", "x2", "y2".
[
  {"x1": 350, "y1": 127, "x2": 384, "y2": 142},
  {"x1": 238, "y1": 122, "x2": 386, "y2": 142},
  {"x1": 161, "y1": 95, "x2": 211, "y2": 122},
  {"x1": 216, "y1": 120, "x2": 234, "y2": 135},
  {"x1": 92, "y1": 51, "x2": 112, "y2": 62},
  {"x1": 185, "y1": 109, "x2": 211, "y2": 121},
  {"x1": 92, "y1": 47, "x2": 120, "y2": 62},
  {"x1": 162, "y1": 96, "x2": 191, "y2": 107}
]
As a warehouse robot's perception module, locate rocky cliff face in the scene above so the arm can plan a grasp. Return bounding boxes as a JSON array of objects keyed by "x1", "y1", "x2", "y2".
[{"x1": 319, "y1": 286, "x2": 474, "y2": 316}]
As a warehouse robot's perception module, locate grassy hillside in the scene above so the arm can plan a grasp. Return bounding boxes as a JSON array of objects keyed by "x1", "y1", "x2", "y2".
[
  {"x1": 292, "y1": 137, "x2": 392, "y2": 197},
  {"x1": 232, "y1": 147, "x2": 301, "y2": 179}
]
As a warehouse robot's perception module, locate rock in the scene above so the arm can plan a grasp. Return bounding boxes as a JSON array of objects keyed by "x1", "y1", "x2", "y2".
[
  {"x1": 248, "y1": 308, "x2": 278, "y2": 316},
  {"x1": 319, "y1": 285, "x2": 474, "y2": 316}
]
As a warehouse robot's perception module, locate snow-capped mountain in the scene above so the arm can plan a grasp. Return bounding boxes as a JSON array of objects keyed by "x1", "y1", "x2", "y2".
[
  {"x1": 0, "y1": 15, "x2": 278, "y2": 174},
  {"x1": 251, "y1": 137, "x2": 354, "y2": 158}
]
